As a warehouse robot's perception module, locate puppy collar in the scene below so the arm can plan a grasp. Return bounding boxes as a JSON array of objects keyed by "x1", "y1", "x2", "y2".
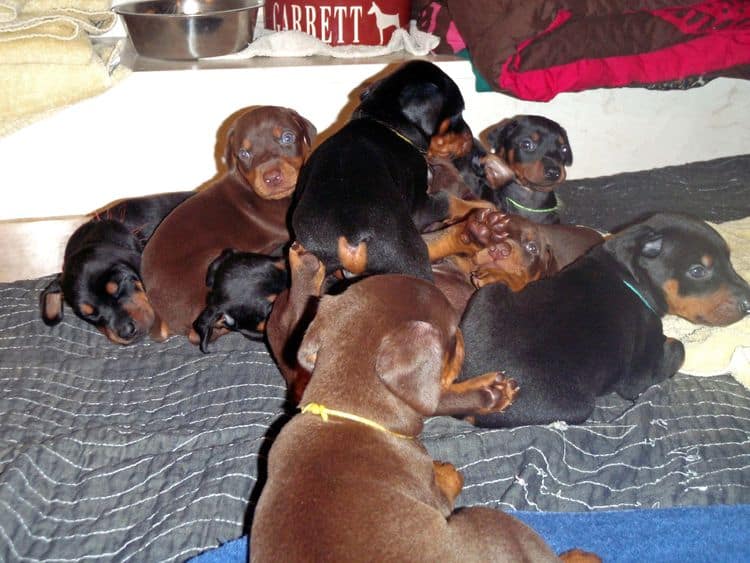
[
  {"x1": 301, "y1": 402, "x2": 414, "y2": 440},
  {"x1": 369, "y1": 119, "x2": 427, "y2": 154},
  {"x1": 505, "y1": 195, "x2": 561, "y2": 214},
  {"x1": 622, "y1": 279, "x2": 658, "y2": 315}
]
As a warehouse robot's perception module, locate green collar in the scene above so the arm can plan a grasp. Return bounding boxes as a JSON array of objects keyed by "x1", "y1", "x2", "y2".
[{"x1": 505, "y1": 194, "x2": 561, "y2": 214}]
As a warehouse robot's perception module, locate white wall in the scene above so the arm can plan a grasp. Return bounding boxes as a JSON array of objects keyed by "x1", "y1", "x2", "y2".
[{"x1": 2, "y1": 57, "x2": 749, "y2": 221}]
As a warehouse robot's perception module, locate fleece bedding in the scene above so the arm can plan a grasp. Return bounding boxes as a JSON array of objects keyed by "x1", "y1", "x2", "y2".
[
  {"x1": 1, "y1": 155, "x2": 750, "y2": 562},
  {"x1": 416, "y1": 0, "x2": 750, "y2": 100}
]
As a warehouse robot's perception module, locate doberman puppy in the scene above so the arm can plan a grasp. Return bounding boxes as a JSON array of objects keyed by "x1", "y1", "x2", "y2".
[
  {"x1": 39, "y1": 191, "x2": 193, "y2": 345},
  {"x1": 291, "y1": 60, "x2": 493, "y2": 282},
  {"x1": 460, "y1": 213, "x2": 750, "y2": 427},
  {"x1": 251, "y1": 273, "x2": 599, "y2": 562},
  {"x1": 141, "y1": 106, "x2": 316, "y2": 339},
  {"x1": 480, "y1": 115, "x2": 572, "y2": 223},
  {"x1": 192, "y1": 248, "x2": 288, "y2": 353}
]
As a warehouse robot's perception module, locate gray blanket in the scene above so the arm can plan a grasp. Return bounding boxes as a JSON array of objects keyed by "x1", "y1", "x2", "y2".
[{"x1": 1, "y1": 276, "x2": 749, "y2": 562}]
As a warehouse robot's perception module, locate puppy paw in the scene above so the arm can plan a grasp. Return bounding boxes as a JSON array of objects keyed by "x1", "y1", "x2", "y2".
[
  {"x1": 479, "y1": 371, "x2": 519, "y2": 414},
  {"x1": 432, "y1": 461, "x2": 464, "y2": 507},
  {"x1": 463, "y1": 209, "x2": 510, "y2": 248},
  {"x1": 559, "y1": 548, "x2": 602, "y2": 563},
  {"x1": 289, "y1": 242, "x2": 325, "y2": 291}
]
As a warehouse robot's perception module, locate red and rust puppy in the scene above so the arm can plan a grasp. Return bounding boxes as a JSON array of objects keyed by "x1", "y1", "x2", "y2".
[
  {"x1": 481, "y1": 114, "x2": 572, "y2": 223},
  {"x1": 40, "y1": 192, "x2": 193, "y2": 345},
  {"x1": 192, "y1": 248, "x2": 288, "y2": 353},
  {"x1": 460, "y1": 213, "x2": 750, "y2": 427},
  {"x1": 291, "y1": 61, "x2": 493, "y2": 282},
  {"x1": 424, "y1": 209, "x2": 603, "y2": 315},
  {"x1": 252, "y1": 273, "x2": 598, "y2": 562},
  {"x1": 141, "y1": 106, "x2": 316, "y2": 339}
]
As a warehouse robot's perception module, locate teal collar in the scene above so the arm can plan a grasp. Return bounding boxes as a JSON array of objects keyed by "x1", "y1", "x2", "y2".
[{"x1": 622, "y1": 279, "x2": 658, "y2": 315}]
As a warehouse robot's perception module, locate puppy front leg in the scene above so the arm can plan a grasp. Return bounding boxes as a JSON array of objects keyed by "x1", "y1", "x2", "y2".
[
  {"x1": 432, "y1": 461, "x2": 463, "y2": 514},
  {"x1": 435, "y1": 371, "x2": 519, "y2": 416},
  {"x1": 423, "y1": 208, "x2": 510, "y2": 263}
]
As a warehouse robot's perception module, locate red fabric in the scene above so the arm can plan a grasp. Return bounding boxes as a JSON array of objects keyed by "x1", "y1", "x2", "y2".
[{"x1": 498, "y1": 0, "x2": 750, "y2": 101}]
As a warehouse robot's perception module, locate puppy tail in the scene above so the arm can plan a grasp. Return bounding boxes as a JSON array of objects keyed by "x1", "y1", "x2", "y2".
[{"x1": 337, "y1": 235, "x2": 369, "y2": 275}]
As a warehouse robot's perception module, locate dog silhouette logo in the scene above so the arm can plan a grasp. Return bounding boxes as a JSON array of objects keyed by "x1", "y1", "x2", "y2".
[{"x1": 367, "y1": 1, "x2": 400, "y2": 44}]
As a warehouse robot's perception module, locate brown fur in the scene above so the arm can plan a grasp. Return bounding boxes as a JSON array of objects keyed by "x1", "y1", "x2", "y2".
[
  {"x1": 140, "y1": 107, "x2": 316, "y2": 337},
  {"x1": 252, "y1": 274, "x2": 596, "y2": 561}
]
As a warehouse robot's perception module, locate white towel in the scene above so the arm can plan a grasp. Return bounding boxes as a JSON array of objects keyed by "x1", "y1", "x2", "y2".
[{"x1": 216, "y1": 21, "x2": 439, "y2": 60}]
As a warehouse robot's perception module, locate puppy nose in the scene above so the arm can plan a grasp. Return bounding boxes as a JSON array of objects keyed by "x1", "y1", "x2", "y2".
[
  {"x1": 544, "y1": 167, "x2": 561, "y2": 181},
  {"x1": 263, "y1": 169, "x2": 283, "y2": 186},
  {"x1": 740, "y1": 297, "x2": 750, "y2": 315},
  {"x1": 119, "y1": 321, "x2": 136, "y2": 339}
]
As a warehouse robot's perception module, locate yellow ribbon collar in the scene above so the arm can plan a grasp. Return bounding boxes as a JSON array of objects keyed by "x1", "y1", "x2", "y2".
[{"x1": 301, "y1": 403, "x2": 414, "y2": 440}]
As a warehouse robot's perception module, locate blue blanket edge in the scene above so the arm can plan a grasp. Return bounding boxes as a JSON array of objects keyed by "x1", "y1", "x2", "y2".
[{"x1": 191, "y1": 504, "x2": 750, "y2": 563}]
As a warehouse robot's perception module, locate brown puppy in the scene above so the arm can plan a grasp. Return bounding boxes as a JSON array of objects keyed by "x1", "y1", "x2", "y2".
[
  {"x1": 141, "y1": 106, "x2": 316, "y2": 338},
  {"x1": 425, "y1": 209, "x2": 603, "y2": 293},
  {"x1": 251, "y1": 273, "x2": 598, "y2": 562}
]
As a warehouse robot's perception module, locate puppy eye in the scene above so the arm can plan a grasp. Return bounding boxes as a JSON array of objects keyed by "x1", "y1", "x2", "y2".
[
  {"x1": 238, "y1": 148, "x2": 252, "y2": 162},
  {"x1": 279, "y1": 130, "x2": 296, "y2": 145},
  {"x1": 560, "y1": 145, "x2": 569, "y2": 154},
  {"x1": 687, "y1": 264, "x2": 710, "y2": 279},
  {"x1": 520, "y1": 139, "x2": 537, "y2": 152},
  {"x1": 524, "y1": 241, "x2": 539, "y2": 255}
]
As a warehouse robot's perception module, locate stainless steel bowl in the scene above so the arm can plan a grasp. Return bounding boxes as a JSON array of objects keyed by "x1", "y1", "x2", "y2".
[{"x1": 114, "y1": 0, "x2": 263, "y2": 60}]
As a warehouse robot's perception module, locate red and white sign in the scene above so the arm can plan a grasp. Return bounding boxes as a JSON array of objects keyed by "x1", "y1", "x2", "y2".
[{"x1": 265, "y1": 1, "x2": 411, "y2": 46}]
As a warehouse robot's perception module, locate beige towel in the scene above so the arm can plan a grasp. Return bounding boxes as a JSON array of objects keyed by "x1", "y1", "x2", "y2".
[
  {"x1": 663, "y1": 216, "x2": 750, "y2": 388},
  {"x1": 0, "y1": 0, "x2": 128, "y2": 136},
  {"x1": 0, "y1": 0, "x2": 115, "y2": 38}
]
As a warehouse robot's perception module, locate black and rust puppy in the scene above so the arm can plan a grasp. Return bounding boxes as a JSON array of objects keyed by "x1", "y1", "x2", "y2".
[
  {"x1": 40, "y1": 192, "x2": 193, "y2": 345},
  {"x1": 192, "y1": 248, "x2": 288, "y2": 353},
  {"x1": 460, "y1": 213, "x2": 750, "y2": 427},
  {"x1": 291, "y1": 60, "x2": 493, "y2": 281},
  {"x1": 41, "y1": 219, "x2": 154, "y2": 345},
  {"x1": 480, "y1": 114, "x2": 572, "y2": 223}
]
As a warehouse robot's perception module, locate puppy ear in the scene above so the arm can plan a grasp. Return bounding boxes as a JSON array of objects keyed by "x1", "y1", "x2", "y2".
[
  {"x1": 206, "y1": 248, "x2": 237, "y2": 288},
  {"x1": 40, "y1": 275, "x2": 64, "y2": 326},
  {"x1": 604, "y1": 225, "x2": 662, "y2": 280},
  {"x1": 223, "y1": 129, "x2": 236, "y2": 171},
  {"x1": 291, "y1": 111, "x2": 318, "y2": 148},
  {"x1": 559, "y1": 125, "x2": 573, "y2": 166},
  {"x1": 193, "y1": 305, "x2": 222, "y2": 354},
  {"x1": 481, "y1": 118, "x2": 517, "y2": 156},
  {"x1": 376, "y1": 320, "x2": 444, "y2": 415},
  {"x1": 399, "y1": 82, "x2": 443, "y2": 137}
]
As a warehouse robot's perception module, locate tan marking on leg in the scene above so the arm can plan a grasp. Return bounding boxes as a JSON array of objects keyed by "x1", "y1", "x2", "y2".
[
  {"x1": 337, "y1": 236, "x2": 368, "y2": 274},
  {"x1": 432, "y1": 461, "x2": 464, "y2": 507}
]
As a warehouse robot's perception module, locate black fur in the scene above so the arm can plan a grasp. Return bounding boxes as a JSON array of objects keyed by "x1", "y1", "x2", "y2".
[{"x1": 291, "y1": 61, "x2": 474, "y2": 281}]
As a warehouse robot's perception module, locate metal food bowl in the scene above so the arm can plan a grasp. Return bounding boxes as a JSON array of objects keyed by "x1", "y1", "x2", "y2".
[{"x1": 114, "y1": 0, "x2": 263, "y2": 60}]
